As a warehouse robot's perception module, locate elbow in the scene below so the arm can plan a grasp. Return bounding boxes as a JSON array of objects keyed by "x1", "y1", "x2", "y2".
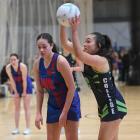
[
  {"x1": 76, "y1": 55, "x2": 83, "y2": 63},
  {"x1": 68, "y1": 85, "x2": 75, "y2": 95},
  {"x1": 74, "y1": 50, "x2": 81, "y2": 58},
  {"x1": 80, "y1": 66, "x2": 84, "y2": 72},
  {"x1": 36, "y1": 89, "x2": 44, "y2": 95}
]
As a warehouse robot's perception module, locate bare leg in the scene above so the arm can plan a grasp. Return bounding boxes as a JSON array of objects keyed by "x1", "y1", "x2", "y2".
[
  {"x1": 98, "y1": 119, "x2": 121, "y2": 140},
  {"x1": 14, "y1": 97, "x2": 21, "y2": 129},
  {"x1": 65, "y1": 120, "x2": 79, "y2": 140},
  {"x1": 47, "y1": 122, "x2": 61, "y2": 140},
  {"x1": 23, "y1": 94, "x2": 31, "y2": 129},
  {"x1": 112, "y1": 127, "x2": 119, "y2": 140}
]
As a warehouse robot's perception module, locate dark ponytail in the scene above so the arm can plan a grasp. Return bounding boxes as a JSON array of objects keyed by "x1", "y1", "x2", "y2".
[
  {"x1": 10, "y1": 53, "x2": 22, "y2": 63},
  {"x1": 36, "y1": 33, "x2": 58, "y2": 53},
  {"x1": 91, "y1": 32, "x2": 113, "y2": 69},
  {"x1": 90, "y1": 32, "x2": 113, "y2": 57},
  {"x1": 52, "y1": 43, "x2": 58, "y2": 53}
]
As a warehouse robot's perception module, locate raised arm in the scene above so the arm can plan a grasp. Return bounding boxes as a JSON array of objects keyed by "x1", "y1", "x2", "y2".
[
  {"x1": 60, "y1": 25, "x2": 84, "y2": 72},
  {"x1": 70, "y1": 17, "x2": 109, "y2": 72},
  {"x1": 60, "y1": 25, "x2": 75, "y2": 54}
]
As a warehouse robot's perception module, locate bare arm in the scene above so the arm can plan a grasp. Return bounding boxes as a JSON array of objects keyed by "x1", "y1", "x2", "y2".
[
  {"x1": 60, "y1": 25, "x2": 84, "y2": 72},
  {"x1": 60, "y1": 25, "x2": 75, "y2": 54},
  {"x1": 33, "y1": 60, "x2": 44, "y2": 115},
  {"x1": 71, "y1": 57, "x2": 84, "y2": 72},
  {"x1": 33, "y1": 59, "x2": 44, "y2": 129},
  {"x1": 57, "y1": 55, "x2": 75, "y2": 126},
  {"x1": 20, "y1": 63, "x2": 27, "y2": 95},
  {"x1": 70, "y1": 17, "x2": 109, "y2": 72},
  {"x1": 6, "y1": 64, "x2": 18, "y2": 94}
]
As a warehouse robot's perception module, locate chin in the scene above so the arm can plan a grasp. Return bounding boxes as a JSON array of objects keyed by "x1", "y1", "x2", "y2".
[
  {"x1": 84, "y1": 50, "x2": 90, "y2": 54},
  {"x1": 12, "y1": 64, "x2": 16, "y2": 67},
  {"x1": 83, "y1": 49, "x2": 88, "y2": 52},
  {"x1": 40, "y1": 53, "x2": 44, "y2": 57}
]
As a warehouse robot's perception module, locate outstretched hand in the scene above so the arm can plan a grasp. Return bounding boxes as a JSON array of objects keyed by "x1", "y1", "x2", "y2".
[{"x1": 69, "y1": 16, "x2": 80, "y2": 32}]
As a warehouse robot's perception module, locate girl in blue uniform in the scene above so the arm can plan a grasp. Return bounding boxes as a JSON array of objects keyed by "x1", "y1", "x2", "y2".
[
  {"x1": 60, "y1": 18, "x2": 127, "y2": 140},
  {"x1": 34, "y1": 33, "x2": 81, "y2": 140},
  {"x1": 6, "y1": 53, "x2": 32, "y2": 135}
]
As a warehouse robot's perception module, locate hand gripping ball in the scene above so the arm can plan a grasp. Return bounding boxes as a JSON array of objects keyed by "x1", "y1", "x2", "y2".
[{"x1": 56, "y1": 3, "x2": 80, "y2": 27}]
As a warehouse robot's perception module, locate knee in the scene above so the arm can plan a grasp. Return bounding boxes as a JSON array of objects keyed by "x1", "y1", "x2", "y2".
[
  {"x1": 66, "y1": 133, "x2": 78, "y2": 140},
  {"x1": 15, "y1": 105, "x2": 20, "y2": 111},
  {"x1": 47, "y1": 135, "x2": 53, "y2": 140}
]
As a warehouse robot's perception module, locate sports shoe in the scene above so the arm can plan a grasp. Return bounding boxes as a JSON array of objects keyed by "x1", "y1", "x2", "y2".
[
  {"x1": 61, "y1": 127, "x2": 65, "y2": 134},
  {"x1": 23, "y1": 128, "x2": 31, "y2": 135},
  {"x1": 78, "y1": 129, "x2": 80, "y2": 134},
  {"x1": 11, "y1": 128, "x2": 20, "y2": 135}
]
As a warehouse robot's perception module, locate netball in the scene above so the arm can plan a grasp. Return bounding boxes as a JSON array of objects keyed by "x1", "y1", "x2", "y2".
[{"x1": 56, "y1": 3, "x2": 80, "y2": 27}]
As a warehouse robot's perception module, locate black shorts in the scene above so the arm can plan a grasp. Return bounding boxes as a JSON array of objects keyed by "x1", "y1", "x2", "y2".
[{"x1": 100, "y1": 112, "x2": 127, "y2": 122}]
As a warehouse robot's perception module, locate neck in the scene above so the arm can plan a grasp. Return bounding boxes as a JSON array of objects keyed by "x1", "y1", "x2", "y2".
[
  {"x1": 44, "y1": 52, "x2": 54, "y2": 66},
  {"x1": 12, "y1": 63, "x2": 19, "y2": 71}
]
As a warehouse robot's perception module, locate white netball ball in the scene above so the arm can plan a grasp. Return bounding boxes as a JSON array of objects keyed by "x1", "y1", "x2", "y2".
[{"x1": 56, "y1": 3, "x2": 80, "y2": 27}]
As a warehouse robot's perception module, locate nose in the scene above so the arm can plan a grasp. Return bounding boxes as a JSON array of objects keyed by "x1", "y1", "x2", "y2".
[
  {"x1": 40, "y1": 47, "x2": 44, "y2": 52},
  {"x1": 83, "y1": 43, "x2": 88, "y2": 49},
  {"x1": 83, "y1": 41, "x2": 88, "y2": 47},
  {"x1": 83, "y1": 43, "x2": 86, "y2": 48}
]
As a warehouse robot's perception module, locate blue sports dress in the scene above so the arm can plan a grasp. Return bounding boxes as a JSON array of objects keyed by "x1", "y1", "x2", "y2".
[
  {"x1": 39, "y1": 53, "x2": 81, "y2": 123},
  {"x1": 11, "y1": 64, "x2": 33, "y2": 96}
]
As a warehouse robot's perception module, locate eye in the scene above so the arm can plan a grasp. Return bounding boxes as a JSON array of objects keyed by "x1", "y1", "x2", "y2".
[
  {"x1": 38, "y1": 46, "x2": 41, "y2": 49},
  {"x1": 43, "y1": 45, "x2": 47, "y2": 49},
  {"x1": 38, "y1": 45, "x2": 47, "y2": 50}
]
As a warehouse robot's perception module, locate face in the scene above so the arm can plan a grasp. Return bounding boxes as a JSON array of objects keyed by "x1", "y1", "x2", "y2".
[
  {"x1": 10, "y1": 56, "x2": 19, "y2": 66},
  {"x1": 83, "y1": 34, "x2": 99, "y2": 54},
  {"x1": 37, "y1": 38, "x2": 53, "y2": 57}
]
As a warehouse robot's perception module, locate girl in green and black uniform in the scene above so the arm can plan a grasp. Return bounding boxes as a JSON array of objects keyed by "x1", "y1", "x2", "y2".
[{"x1": 60, "y1": 17, "x2": 127, "y2": 140}]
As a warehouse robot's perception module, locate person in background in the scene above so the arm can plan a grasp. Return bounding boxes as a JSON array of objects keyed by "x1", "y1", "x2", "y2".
[
  {"x1": 6, "y1": 53, "x2": 32, "y2": 135},
  {"x1": 0, "y1": 64, "x2": 12, "y2": 97},
  {"x1": 0, "y1": 65, "x2": 9, "y2": 84},
  {"x1": 62, "y1": 47, "x2": 82, "y2": 91}
]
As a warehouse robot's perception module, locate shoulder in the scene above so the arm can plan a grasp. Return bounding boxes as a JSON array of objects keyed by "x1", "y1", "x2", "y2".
[
  {"x1": 57, "y1": 55, "x2": 70, "y2": 72},
  {"x1": 6, "y1": 64, "x2": 11, "y2": 71},
  {"x1": 20, "y1": 63, "x2": 27, "y2": 68},
  {"x1": 5, "y1": 64, "x2": 12, "y2": 75},
  {"x1": 33, "y1": 57, "x2": 40, "y2": 71},
  {"x1": 57, "y1": 55, "x2": 68, "y2": 65},
  {"x1": 19, "y1": 63, "x2": 28, "y2": 72},
  {"x1": 91, "y1": 55, "x2": 110, "y2": 73}
]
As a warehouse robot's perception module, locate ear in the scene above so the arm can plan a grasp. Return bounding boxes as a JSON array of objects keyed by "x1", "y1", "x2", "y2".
[
  {"x1": 50, "y1": 43, "x2": 53, "y2": 49},
  {"x1": 98, "y1": 43, "x2": 102, "y2": 49}
]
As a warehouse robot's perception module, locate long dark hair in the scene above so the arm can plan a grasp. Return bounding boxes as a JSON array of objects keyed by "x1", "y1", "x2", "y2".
[
  {"x1": 9, "y1": 53, "x2": 22, "y2": 64},
  {"x1": 36, "y1": 33, "x2": 58, "y2": 53},
  {"x1": 10, "y1": 53, "x2": 19, "y2": 59},
  {"x1": 91, "y1": 32, "x2": 113, "y2": 69}
]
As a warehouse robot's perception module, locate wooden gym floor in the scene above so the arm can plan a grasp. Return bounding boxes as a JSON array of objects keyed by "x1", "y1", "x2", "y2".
[{"x1": 0, "y1": 73, "x2": 140, "y2": 140}]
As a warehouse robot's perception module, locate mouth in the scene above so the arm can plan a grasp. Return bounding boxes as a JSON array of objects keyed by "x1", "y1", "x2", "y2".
[
  {"x1": 83, "y1": 47, "x2": 88, "y2": 52},
  {"x1": 40, "y1": 52, "x2": 44, "y2": 56}
]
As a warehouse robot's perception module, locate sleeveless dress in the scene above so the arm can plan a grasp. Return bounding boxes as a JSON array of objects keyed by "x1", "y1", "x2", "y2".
[
  {"x1": 11, "y1": 63, "x2": 33, "y2": 97},
  {"x1": 39, "y1": 53, "x2": 81, "y2": 123},
  {"x1": 83, "y1": 64, "x2": 127, "y2": 121}
]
